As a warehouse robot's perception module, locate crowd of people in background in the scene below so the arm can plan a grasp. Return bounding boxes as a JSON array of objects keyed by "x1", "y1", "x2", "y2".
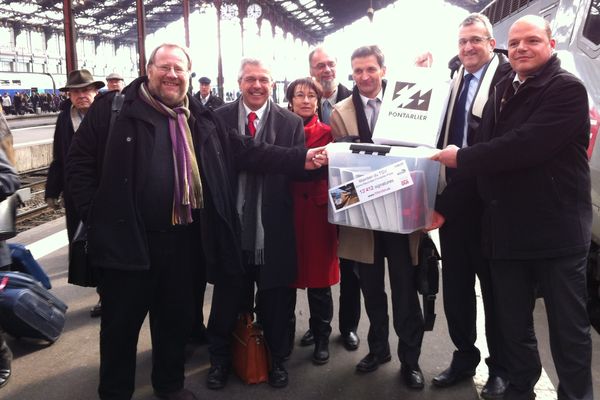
[{"x1": 1, "y1": 91, "x2": 67, "y2": 116}]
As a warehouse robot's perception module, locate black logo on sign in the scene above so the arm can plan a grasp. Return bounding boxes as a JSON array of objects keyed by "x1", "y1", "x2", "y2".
[{"x1": 392, "y1": 81, "x2": 432, "y2": 111}]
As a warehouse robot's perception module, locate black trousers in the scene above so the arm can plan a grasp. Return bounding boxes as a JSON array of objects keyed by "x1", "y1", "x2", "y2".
[
  {"x1": 358, "y1": 231, "x2": 424, "y2": 367},
  {"x1": 339, "y1": 258, "x2": 361, "y2": 335},
  {"x1": 291, "y1": 287, "x2": 333, "y2": 341},
  {"x1": 439, "y1": 217, "x2": 505, "y2": 376},
  {"x1": 208, "y1": 262, "x2": 294, "y2": 366},
  {"x1": 490, "y1": 252, "x2": 593, "y2": 400},
  {"x1": 97, "y1": 229, "x2": 196, "y2": 400}
]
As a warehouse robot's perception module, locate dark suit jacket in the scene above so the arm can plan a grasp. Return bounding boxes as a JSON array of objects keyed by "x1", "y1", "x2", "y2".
[
  {"x1": 317, "y1": 83, "x2": 352, "y2": 122},
  {"x1": 458, "y1": 55, "x2": 592, "y2": 260},
  {"x1": 215, "y1": 99, "x2": 306, "y2": 289},
  {"x1": 194, "y1": 93, "x2": 225, "y2": 110},
  {"x1": 436, "y1": 54, "x2": 508, "y2": 223}
]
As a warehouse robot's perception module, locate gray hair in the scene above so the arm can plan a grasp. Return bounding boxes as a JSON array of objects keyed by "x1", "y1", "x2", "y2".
[
  {"x1": 459, "y1": 13, "x2": 494, "y2": 38},
  {"x1": 237, "y1": 58, "x2": 273, "y2": 82}
]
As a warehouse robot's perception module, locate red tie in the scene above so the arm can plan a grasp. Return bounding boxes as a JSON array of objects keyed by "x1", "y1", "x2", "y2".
[{"x1": 247, "y1": 112, "x2": 257, "y2": 137}]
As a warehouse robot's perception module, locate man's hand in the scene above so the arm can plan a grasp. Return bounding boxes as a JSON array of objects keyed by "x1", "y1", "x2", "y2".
[
  {"x1": 46, "y1": 197, "x2": 61, "y2": 210},
  {"x1": 305, "y1": 146, "x2": 328, "y2": 170},
  {"x1": 424, "y1": 210, "x2": 445, "y2": 232},
  {"x1": 414, "y1": 52, "x2": 433, "y2": 68},
  {"x1": 431, "y1": 145, "x2": 459, "y2": 168}
]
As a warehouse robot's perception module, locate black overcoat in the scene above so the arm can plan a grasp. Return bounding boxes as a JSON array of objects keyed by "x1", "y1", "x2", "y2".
[
  {"x1": 457, "y1": 55, "x2": 592, "y2": 260},
  {"x1": 216, "y1": 99, "x2": 307, "y2": 290},
  {"x1": 66, "y1": 77, "x2": 306, "y2": 286}
]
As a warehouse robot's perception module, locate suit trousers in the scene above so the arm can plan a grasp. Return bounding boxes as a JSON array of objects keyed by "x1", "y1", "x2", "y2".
[
  {"x1": 97, "y1": 229, "x2": 196, "y2": 400},
  {"x1": 439, "y1": 217, "x2": 506, "y2": 376},
  {"x1": 339, "y1": 258, "x2": 361, "y2": 335},
  {"x1": 207, "y1": 262, "x2": 295, "y2": 366},
  {"x1": 358, "y1": 231, "x2": 424, "y2": 367},
  {"x1": 490, "y1": 252, "x2": 593, "y2": 400}
]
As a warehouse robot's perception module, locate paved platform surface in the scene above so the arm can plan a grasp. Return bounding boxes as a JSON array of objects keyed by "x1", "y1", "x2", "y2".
[{"x1": 0, "y1": 217, "x2": 598, "y2": 400}]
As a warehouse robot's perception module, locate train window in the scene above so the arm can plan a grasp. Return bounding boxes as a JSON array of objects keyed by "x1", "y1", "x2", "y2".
[
  {"x1": 11, "y1": 80, "x2": 21, "y2": 85},
  {"x1": 0, "y1": 80, "x2": 8, "y2": 86},
  {"x1": 583, "y1": 0, "x2": 600, "y2": 45}
]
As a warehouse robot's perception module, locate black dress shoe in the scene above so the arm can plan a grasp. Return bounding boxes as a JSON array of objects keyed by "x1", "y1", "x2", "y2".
[
  {"x1": 268, "y1": 362, "x2": 288, "y2": 388},
  {"x1": 355, "y1": 351, "x2": 392, "y2": 373},
  {"x1": 206, "y1": 365, "x2": 229, "y2": 390},
  {"x1": 312, "y1": 340, "x2": 329, "y2": 365},
  {"x1": 481, "y1": 375, "x2": 508, "y2": 400},
  {"x1": 90, "y1": 300, "x2": 102, "y2": 318},
  {"x1": 300, "y1": 329, "x2": 314, "y2": 346},
  {"x1": 0, "y1": 342, "x2": 12, "y2": 389},
  {"x1": 401, "y1": 366, "x2": 425, "y2": 390},
  {"x1": 431, "y1": 365, "x2": 475, "y2": 388},
  {"x1": 154, "y1": 388, "x2": 198, "y2": 400},
  {"x1": 342, "y1": 331, "x2": 359, "y2": 351}
]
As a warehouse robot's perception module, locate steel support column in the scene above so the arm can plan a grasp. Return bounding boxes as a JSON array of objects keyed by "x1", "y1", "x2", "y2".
[
  {"x1": 136, "y1": 0, "x2": 147, "y2": 76},
  {"x1": 215, "y1": 0, "x2": 224, "y2": 99},
  {"x1": 62, "y1": 0, "x2": 78, "y2": 73},
  {"x1": 183, "y1": 0, "x2": 191, "y2": 48}
]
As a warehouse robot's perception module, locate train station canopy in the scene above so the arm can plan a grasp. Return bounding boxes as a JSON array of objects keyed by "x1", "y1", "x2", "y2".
[{"x1": 0, "y1": 0, "x2": 491, "y2": 45}]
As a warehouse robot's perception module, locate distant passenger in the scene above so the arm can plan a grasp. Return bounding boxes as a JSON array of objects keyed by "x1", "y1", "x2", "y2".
[
  {"x1": 105, "y1": 72, "x2": 125, "y2": 93},
  {"x1": 421, "y1": 13, "x2": 509, "y2": 399},
  {"x1": 194, "y1": 77, "x2": 224, "y2": 110},
  {"x1": 434, "y1": 15, "x2": 593, "y2": 400},
  {"x1": 66, "y1": 44, "x2": 323, "y2": 400},
  {"x1": 300, "y1": 47, "x2": 360, "y2": 352},
  {"x1": 329, "y1": 45, "x2": 425, "y2": 390},
  {"x1": 1, "y1": 94, "x2": 11, "y2": 116},
  {"x1": 45, "y1": 69, "x2": 104, "y2": 242}
]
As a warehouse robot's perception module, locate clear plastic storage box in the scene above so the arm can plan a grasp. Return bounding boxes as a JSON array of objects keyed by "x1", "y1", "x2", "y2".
[{"x1": 327, "y1": 142, "x2": 440, "y2": 234}]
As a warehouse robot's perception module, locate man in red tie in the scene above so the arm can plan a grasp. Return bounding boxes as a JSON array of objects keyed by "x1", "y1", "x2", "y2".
[{"x1": 209, "y1": 58, "x2": 307, "y2": 389}]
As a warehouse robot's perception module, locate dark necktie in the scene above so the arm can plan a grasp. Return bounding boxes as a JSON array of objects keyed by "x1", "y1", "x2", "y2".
[
  {"x1": 322, "y1": 100, "x2": 332, "y2": 124},
  {"x1": 448, "y1": 73, "x2": 473, "y2": 148},
  {"x1": 247, "y1": 112, "x2": 257, "y2": 137}
]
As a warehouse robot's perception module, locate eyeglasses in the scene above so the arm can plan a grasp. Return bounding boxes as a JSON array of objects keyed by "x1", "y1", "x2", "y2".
[
  {"x1": 154, "y1": 64, "x2": 188, "y2": 76},
  {"x1": 311, "y1": 61, "x2": 336, "y2": 71},
  {"x1": 293, "y1": 92, "x2": 317, "y2": 100},
  {"x1": 458, "y1": 36, "x2": 491, "y2": 47}
]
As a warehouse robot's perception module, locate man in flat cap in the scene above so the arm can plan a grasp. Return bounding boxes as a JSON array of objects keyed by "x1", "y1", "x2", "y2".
[
  {"x1": 45, "y1": 69, "x2": 104, "y2": 303},
  {"x1": 194, "y1": 77, "x2": 224, "y2": 110},
  {"x1": 106, "y1": 72, "x2": 125, "y2": 93}
]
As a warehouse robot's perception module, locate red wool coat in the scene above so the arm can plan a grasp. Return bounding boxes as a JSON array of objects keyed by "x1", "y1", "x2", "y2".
[{"x1": 291, "y1": 115, "x2": 340, "y2": 288}]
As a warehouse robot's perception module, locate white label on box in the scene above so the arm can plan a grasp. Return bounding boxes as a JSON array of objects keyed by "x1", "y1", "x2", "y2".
[{"x1": 329, "y1": 160, "x2": 414, "y2": 213}]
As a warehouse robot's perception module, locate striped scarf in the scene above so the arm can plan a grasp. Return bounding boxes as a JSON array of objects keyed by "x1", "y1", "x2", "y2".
[{"x1": 139, "y1": 82, "x2": 203, "y2": 224}]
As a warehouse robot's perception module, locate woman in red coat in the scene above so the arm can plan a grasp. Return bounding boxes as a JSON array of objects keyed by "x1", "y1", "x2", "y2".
[{"x1": 287, "y1": 78, "x2": 339, "y2": 365}]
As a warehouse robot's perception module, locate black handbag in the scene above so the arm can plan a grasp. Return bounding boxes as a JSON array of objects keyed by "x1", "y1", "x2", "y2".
[
  {"x1": 0, "y1": 193, "x2": 21, "y2": 241},
  {"x1": 67, "y1": 222, "x2": 97, "y2": 287}
]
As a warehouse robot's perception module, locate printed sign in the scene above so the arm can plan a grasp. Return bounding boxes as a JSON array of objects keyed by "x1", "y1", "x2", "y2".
[{"x1": 373, "y1": 67, "x2": 451, "y2": 148}]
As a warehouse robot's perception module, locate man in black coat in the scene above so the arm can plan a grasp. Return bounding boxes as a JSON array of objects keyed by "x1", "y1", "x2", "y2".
[
  {"x1": 304, "y1": 47, "x2": 361, "y2": 351},
  {"x1": 67, "y1": 44, "x2": 322, "y2": 400},
  {"x1": 194, "y1": 77, "x2": 224, "y2": 110},
  {"x1": 207, "y1": 58, "x2": 306, "y2": 390},
  {"x1": 435, "y1": 15, "x2": 593, "y2": 400},
  {"x1": 45, "y1": 69, "x2": 104, "y2": 242},
  {"x1": 426, "y1": 14, "x2": 508, "y2": 399}
]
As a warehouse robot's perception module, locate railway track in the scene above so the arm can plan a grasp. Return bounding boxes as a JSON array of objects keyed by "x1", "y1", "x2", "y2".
[{"x1": 16, "y1": 167, "x2": 65, "y2": 232}]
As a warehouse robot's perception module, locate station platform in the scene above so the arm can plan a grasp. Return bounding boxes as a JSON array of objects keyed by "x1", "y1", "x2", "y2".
[{"x1": 1, "y1": 217, "x2": 598, "y2": 400}]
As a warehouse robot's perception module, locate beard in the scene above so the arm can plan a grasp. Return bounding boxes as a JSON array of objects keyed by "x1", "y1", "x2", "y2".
[{"x1": 320, "y1": 78, "x2": 335, "y2": 94}]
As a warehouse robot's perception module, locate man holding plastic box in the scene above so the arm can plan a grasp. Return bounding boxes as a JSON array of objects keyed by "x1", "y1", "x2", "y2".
[
  {"x1": 329, "y1": 45, "x2": 425, "y2": 390},
  {"x1": 424, "y1": 13, "x2": 509, "y2": 399},
  {"x1": 302, "y1": 47, "x2": 362, "y2": 353},
  {"x1": 434, "y1": 16, "x2": 593, "y2": 400}
]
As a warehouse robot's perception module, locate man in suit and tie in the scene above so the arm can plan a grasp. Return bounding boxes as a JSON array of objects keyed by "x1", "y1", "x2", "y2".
[
  {"x1": 329, "y1": 45, "x2": 425, "y2": 390},
  {"x1": 424, "y1": 14, "x2": 509, "y2": 399},
  {"x1": 194, "y1": 77, "x2": 224, "y2": 110},
  {"x1": 207, "y1": 58, "x2": 307, "y2": 390},
  {"x1": 299, "y1": 47, "x2": 361, "y2": 352}
]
